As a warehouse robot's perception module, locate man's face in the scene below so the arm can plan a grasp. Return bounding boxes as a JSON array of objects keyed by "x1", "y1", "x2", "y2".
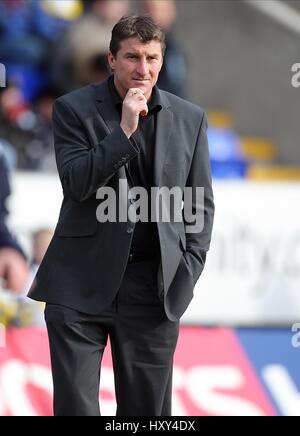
[{"x1": 108, "y1": 37, "x2": 163, "y2": 101}]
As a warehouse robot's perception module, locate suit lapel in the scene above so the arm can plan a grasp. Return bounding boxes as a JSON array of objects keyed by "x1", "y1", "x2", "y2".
[
  {"x1": 154, "y1": 92, "x2": 173, "y2": 187},
  {"x1": 94, "y1": 80, "x2": 121, "y2": 135}
]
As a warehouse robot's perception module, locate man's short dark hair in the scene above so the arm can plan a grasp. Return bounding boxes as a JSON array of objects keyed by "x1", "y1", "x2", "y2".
[{"x1": 109, "y1": 15, "x2": 166, "y2": 57}]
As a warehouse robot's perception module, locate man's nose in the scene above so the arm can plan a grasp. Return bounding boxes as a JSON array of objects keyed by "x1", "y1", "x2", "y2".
[{"x1": 136, "y1": 60, "x2": 149, "y2": 76}]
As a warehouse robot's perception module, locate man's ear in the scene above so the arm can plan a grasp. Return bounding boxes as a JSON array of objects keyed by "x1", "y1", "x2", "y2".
[
  {"x1": 159, "y1": 57, "x2": 164, "y2": 73},
  {"x1": 107, "y1": 51, "x2": 115, "y2": 71}
]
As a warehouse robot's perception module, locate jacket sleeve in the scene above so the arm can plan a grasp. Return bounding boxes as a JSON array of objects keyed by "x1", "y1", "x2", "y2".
[
  {"x1": 53, "y1": 98, "x2": 140, "y2": 202},
  {"x1": 183, "y1": 111, "x2": 215, "y2": 282}
]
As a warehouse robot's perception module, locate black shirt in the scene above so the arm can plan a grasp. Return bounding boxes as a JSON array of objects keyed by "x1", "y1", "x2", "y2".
[{"x1": 108, "y1": 75, "x2": 162, "y2": 255}]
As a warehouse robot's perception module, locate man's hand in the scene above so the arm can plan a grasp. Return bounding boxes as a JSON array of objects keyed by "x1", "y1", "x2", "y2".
[
  {"x1": 0, "y1": 248, "x2": 28, "y2": 293},
  {"x1": 120, "y1": 88, "x2": 148, "y2": 138}
]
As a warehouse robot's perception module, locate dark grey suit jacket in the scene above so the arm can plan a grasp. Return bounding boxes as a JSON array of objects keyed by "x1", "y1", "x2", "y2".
[{"x1": 28, "y1": 78, "x2": 214, "y2": 321}]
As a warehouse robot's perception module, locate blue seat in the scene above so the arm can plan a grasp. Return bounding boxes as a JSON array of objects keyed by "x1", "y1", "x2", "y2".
[{"x1": 207, "y1": 127, "x2": 249, "y2": 179}]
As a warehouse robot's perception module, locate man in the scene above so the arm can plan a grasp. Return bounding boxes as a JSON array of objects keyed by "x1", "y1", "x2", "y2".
[
  {"x1": 28, "y1": 15, "x2": 214, "y2": 416},
  {"x1": 0, "y1": 152, "x2": 28, "y2": 293}
]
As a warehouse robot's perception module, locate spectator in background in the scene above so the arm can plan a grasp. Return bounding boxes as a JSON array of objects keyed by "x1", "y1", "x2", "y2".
[
  {"x1": 31, "y1": 0, "x2": 84, "y2": 43},
  {"x1": 0, "y1": 84, "x2": 30, "y2": 169},
  {"x1": 14, "y1": 228, "x2": 54, "y2": 327},
  {"x1": 0, "y1": 0, "x2": 46, "y2": 66},
  {"x1": 84, "y1": 0, "x2": 131, "y2": 26},
  {"x1": 30, "y1": 228, "x2": 54, "y2": 277},
  {"x1": 22, "y1": 87, "x2": 60, "y2": 171},
  {"x1": 141, "y1": 0, "x2": 187, "y2": 98},
  {"x1": 0, "y1": 84, "x2": 59, "y2": 171},
  {"x1": 0, "y1": 0, "x2": 83, "y2": 57},
  {"x1": 51, "y1": 0, "x2": 131, "y2": 93},
  {"x1": 51, "y1": 21, "x2": 111, "y2": 93},
  {"x1": 0, "y1": 0, "x2": 83, "y2": 102},
  {"x1": 0, "y1": 151, "x2": 28, "y2": 293},
  {"x1": 4, "y1": 227, "x2": 54, "y2": 328}
]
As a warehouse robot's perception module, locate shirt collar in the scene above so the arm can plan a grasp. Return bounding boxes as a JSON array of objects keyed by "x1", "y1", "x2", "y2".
[{"x1": 108, "y1": 75, "x2": 162, "y2": 115}]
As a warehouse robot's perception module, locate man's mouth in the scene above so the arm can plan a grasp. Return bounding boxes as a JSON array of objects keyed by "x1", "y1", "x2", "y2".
[{"x1": 132, "y1": 79, "x2": 149, "y2": 82}]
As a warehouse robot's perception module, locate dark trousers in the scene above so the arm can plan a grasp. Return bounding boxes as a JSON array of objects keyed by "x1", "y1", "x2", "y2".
[{"x1": 45, "y1": 257, "x2": 180, "y2": 416}]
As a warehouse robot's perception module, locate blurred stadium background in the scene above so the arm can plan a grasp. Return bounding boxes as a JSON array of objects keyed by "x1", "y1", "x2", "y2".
[{"x1": 0, "y1": 0, "x2": 300, "y2": 416}]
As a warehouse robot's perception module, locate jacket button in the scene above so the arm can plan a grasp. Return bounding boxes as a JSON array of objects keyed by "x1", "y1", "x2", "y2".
[{"x1": 127, "y1": 227, "x2": 134, "y2": 234}]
